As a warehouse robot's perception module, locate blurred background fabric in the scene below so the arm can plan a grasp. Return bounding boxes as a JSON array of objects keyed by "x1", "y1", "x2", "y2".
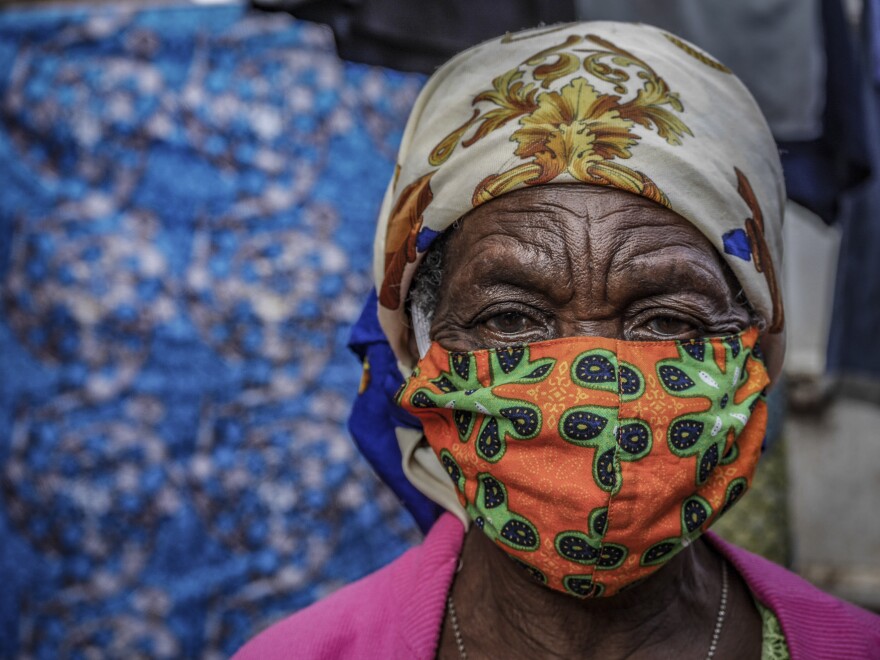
[
  {"x1": 1, "y1": 0, "x2": 878, "y2": 657},
  {"x1": 0, "y1": 4, "x2": 425, "y2": 656}
]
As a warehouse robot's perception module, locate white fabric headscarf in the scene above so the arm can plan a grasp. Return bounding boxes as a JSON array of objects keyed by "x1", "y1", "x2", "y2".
[{"x1": 370, "y1": 21, "x2": 786, "y2": 521}]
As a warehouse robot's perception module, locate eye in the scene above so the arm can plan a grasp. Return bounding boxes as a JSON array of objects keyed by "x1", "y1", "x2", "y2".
[
  {"x1": 646, "y1": 316, "x2": 700, "y2": 338},
  {"x1": 485, "y1": 311, "x2": 532, "y2": 335}
]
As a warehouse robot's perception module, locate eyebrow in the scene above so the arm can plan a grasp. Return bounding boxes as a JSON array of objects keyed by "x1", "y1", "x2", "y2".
[
  {"x1": 610, "y1": 244, "x2": 734, "y2": 302},
  {"x1": 461, "y1": 235, "x2": 572, "y2": 299}
]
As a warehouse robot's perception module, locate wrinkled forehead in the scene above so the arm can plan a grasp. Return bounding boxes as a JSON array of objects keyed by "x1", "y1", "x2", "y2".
[{"x1": 429, "y1": 184, "x2": 743, "y2": 304}]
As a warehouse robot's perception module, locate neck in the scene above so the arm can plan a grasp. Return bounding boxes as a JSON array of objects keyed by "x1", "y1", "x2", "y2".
[{"x1": 450, "y1": 527, "x2": 726, "y2": 659}]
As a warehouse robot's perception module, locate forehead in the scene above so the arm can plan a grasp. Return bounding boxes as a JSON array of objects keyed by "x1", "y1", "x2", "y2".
[{"x1": 446, "y1": 184, "x2": 725, "y2": 271}]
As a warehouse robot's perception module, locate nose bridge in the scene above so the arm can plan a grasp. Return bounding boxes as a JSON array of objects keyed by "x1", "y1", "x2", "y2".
[
  {"x1": 556, "y1": 318, "x2": 624, "y2": 341},
  {"x1": 553, "y1": 216, "x2": 623, "y2": 340}
]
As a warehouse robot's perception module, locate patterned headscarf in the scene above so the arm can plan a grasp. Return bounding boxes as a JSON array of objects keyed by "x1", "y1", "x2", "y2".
[{"x1": 359, "y1": 21, "x2": 786, "y2": 526}]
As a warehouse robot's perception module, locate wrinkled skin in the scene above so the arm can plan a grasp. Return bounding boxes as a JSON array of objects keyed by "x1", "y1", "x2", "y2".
[
  {"x1": 427, "y1": 184, "x2": 782, "y2": 372},
  {"x1": 427, "y1": 185, "x2": 768, "y2": 659}
]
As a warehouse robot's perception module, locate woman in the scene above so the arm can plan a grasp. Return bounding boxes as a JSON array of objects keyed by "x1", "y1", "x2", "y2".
[{"x1": 236, "y1": 22, "x2": 880, "y2": 659}]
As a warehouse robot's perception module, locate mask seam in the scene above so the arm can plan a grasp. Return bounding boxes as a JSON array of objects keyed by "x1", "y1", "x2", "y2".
[{"x1": 594, "y1": 337, "x2": 623, "y2": 590}]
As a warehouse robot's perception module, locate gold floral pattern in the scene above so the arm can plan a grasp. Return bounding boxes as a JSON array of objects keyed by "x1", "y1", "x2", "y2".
[{"x1": 430, "y1": 34, "x2": 693, "y2": 208}]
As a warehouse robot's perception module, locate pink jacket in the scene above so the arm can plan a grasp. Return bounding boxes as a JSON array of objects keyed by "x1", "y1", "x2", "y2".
[{"x1": 234, "y1": 514, "x2": 880, "y2": 659}]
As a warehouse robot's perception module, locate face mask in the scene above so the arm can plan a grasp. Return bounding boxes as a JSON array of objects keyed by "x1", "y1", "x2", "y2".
[{"x1": 398, "y1": 328, "x2": 769, "y2": 598}]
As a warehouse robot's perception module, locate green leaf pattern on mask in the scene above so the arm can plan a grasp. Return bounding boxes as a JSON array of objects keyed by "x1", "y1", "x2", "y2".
[
  {"x1": 562, "y1": 574, "x2": 605, "y2": 598},
  {"x1": 658, "y1": 336, "x2": 764, "y2": 485},
  {"x1": 440, "y1": 449, "x2": 541, "y2": 552},
  {"x1": 438, "y1": 448, "x2": 466, "y2": 493},
  {"x1": 720, "y1": 476, "x2": 748, "y2": 515},
  {"x1": 559, "y1": 349, "x2": 651, "y2": 494},
  {"x1": 408, "y1": 346, "x2": 555, "y2": 462},
  {"x1": 570, "y1": 348, "x2": 644, "y2": 402},
  {"x1": 472, "y1": 473, "x2": 541, "y2": 551},
  {"x1": 640, "y1": 494, "x2": 714, "y2": 566},
  {"x1": 554, "y1": 505, "x2": 628, "y2": 570}
]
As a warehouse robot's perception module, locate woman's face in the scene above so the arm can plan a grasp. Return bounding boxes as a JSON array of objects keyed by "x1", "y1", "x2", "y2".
[{"x1": 429, "y1": 185, "x2": 752, "y2": 351}]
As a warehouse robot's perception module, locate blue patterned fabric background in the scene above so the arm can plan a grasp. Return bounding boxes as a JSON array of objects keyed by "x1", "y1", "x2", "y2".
[{"x1": 0, "y1": 4, "x2": 425, "y2": 657}]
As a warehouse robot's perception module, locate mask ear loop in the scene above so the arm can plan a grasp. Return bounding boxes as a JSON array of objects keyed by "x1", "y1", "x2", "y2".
[{"x1": 411, "y1": 304, "x2": 432, "y2": 359}]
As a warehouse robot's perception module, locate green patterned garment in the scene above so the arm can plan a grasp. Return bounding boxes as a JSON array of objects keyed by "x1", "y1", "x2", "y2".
[{"x1": 757, "y1": 600, "x2": 791, "y2": 660}]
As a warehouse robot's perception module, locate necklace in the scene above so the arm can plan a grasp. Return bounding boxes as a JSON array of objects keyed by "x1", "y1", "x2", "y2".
[
  {"x1": 446, "y1": 593, "x2": 468, "y2": 660},
  {"x1": 446, "y1": 559, "x2": 729, "y2": 660},
  {"x1": 705, "y1": 560, "x2": 729, "y2": 659}
]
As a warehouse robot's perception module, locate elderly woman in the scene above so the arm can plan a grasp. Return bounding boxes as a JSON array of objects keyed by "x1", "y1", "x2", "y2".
[{"x1": 236, "y1": 22, "x2": 880, "y2": 659}]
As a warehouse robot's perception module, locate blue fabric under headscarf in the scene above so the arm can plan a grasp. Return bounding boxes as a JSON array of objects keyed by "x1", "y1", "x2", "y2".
[{"x1": 348, "y1": 290, "x2": 442, "y2": 533}]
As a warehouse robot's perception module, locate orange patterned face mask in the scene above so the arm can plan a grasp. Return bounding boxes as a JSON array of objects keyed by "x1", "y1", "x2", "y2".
[{"x1": 398, "y1": 328, "x2": 769, "y2": 598}]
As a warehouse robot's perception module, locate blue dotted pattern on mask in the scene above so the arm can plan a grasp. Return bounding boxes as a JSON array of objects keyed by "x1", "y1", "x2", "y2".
[{"x1": 0, "y1": 5, "x2": 425, "y2": 657}]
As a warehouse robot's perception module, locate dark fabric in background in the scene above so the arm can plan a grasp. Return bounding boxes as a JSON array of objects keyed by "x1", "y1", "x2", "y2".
[
  {"x1": 258, "y1": 0, "x2": 576, "y2": 73},
  {"x1": 827, "y1": 0, "x2": 880, "y2": 382},
  {"x1": 0, "y1": 5, "x2": 424, "y2": 656}
]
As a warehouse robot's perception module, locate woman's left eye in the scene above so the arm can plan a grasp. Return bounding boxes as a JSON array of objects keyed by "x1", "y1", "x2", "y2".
[
  {"x1": 646, "y1": 316, "x2": 699, "y2": 337},
  {"x1": 485, "y1": 311, "x2": 532, "y2": 335}
]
